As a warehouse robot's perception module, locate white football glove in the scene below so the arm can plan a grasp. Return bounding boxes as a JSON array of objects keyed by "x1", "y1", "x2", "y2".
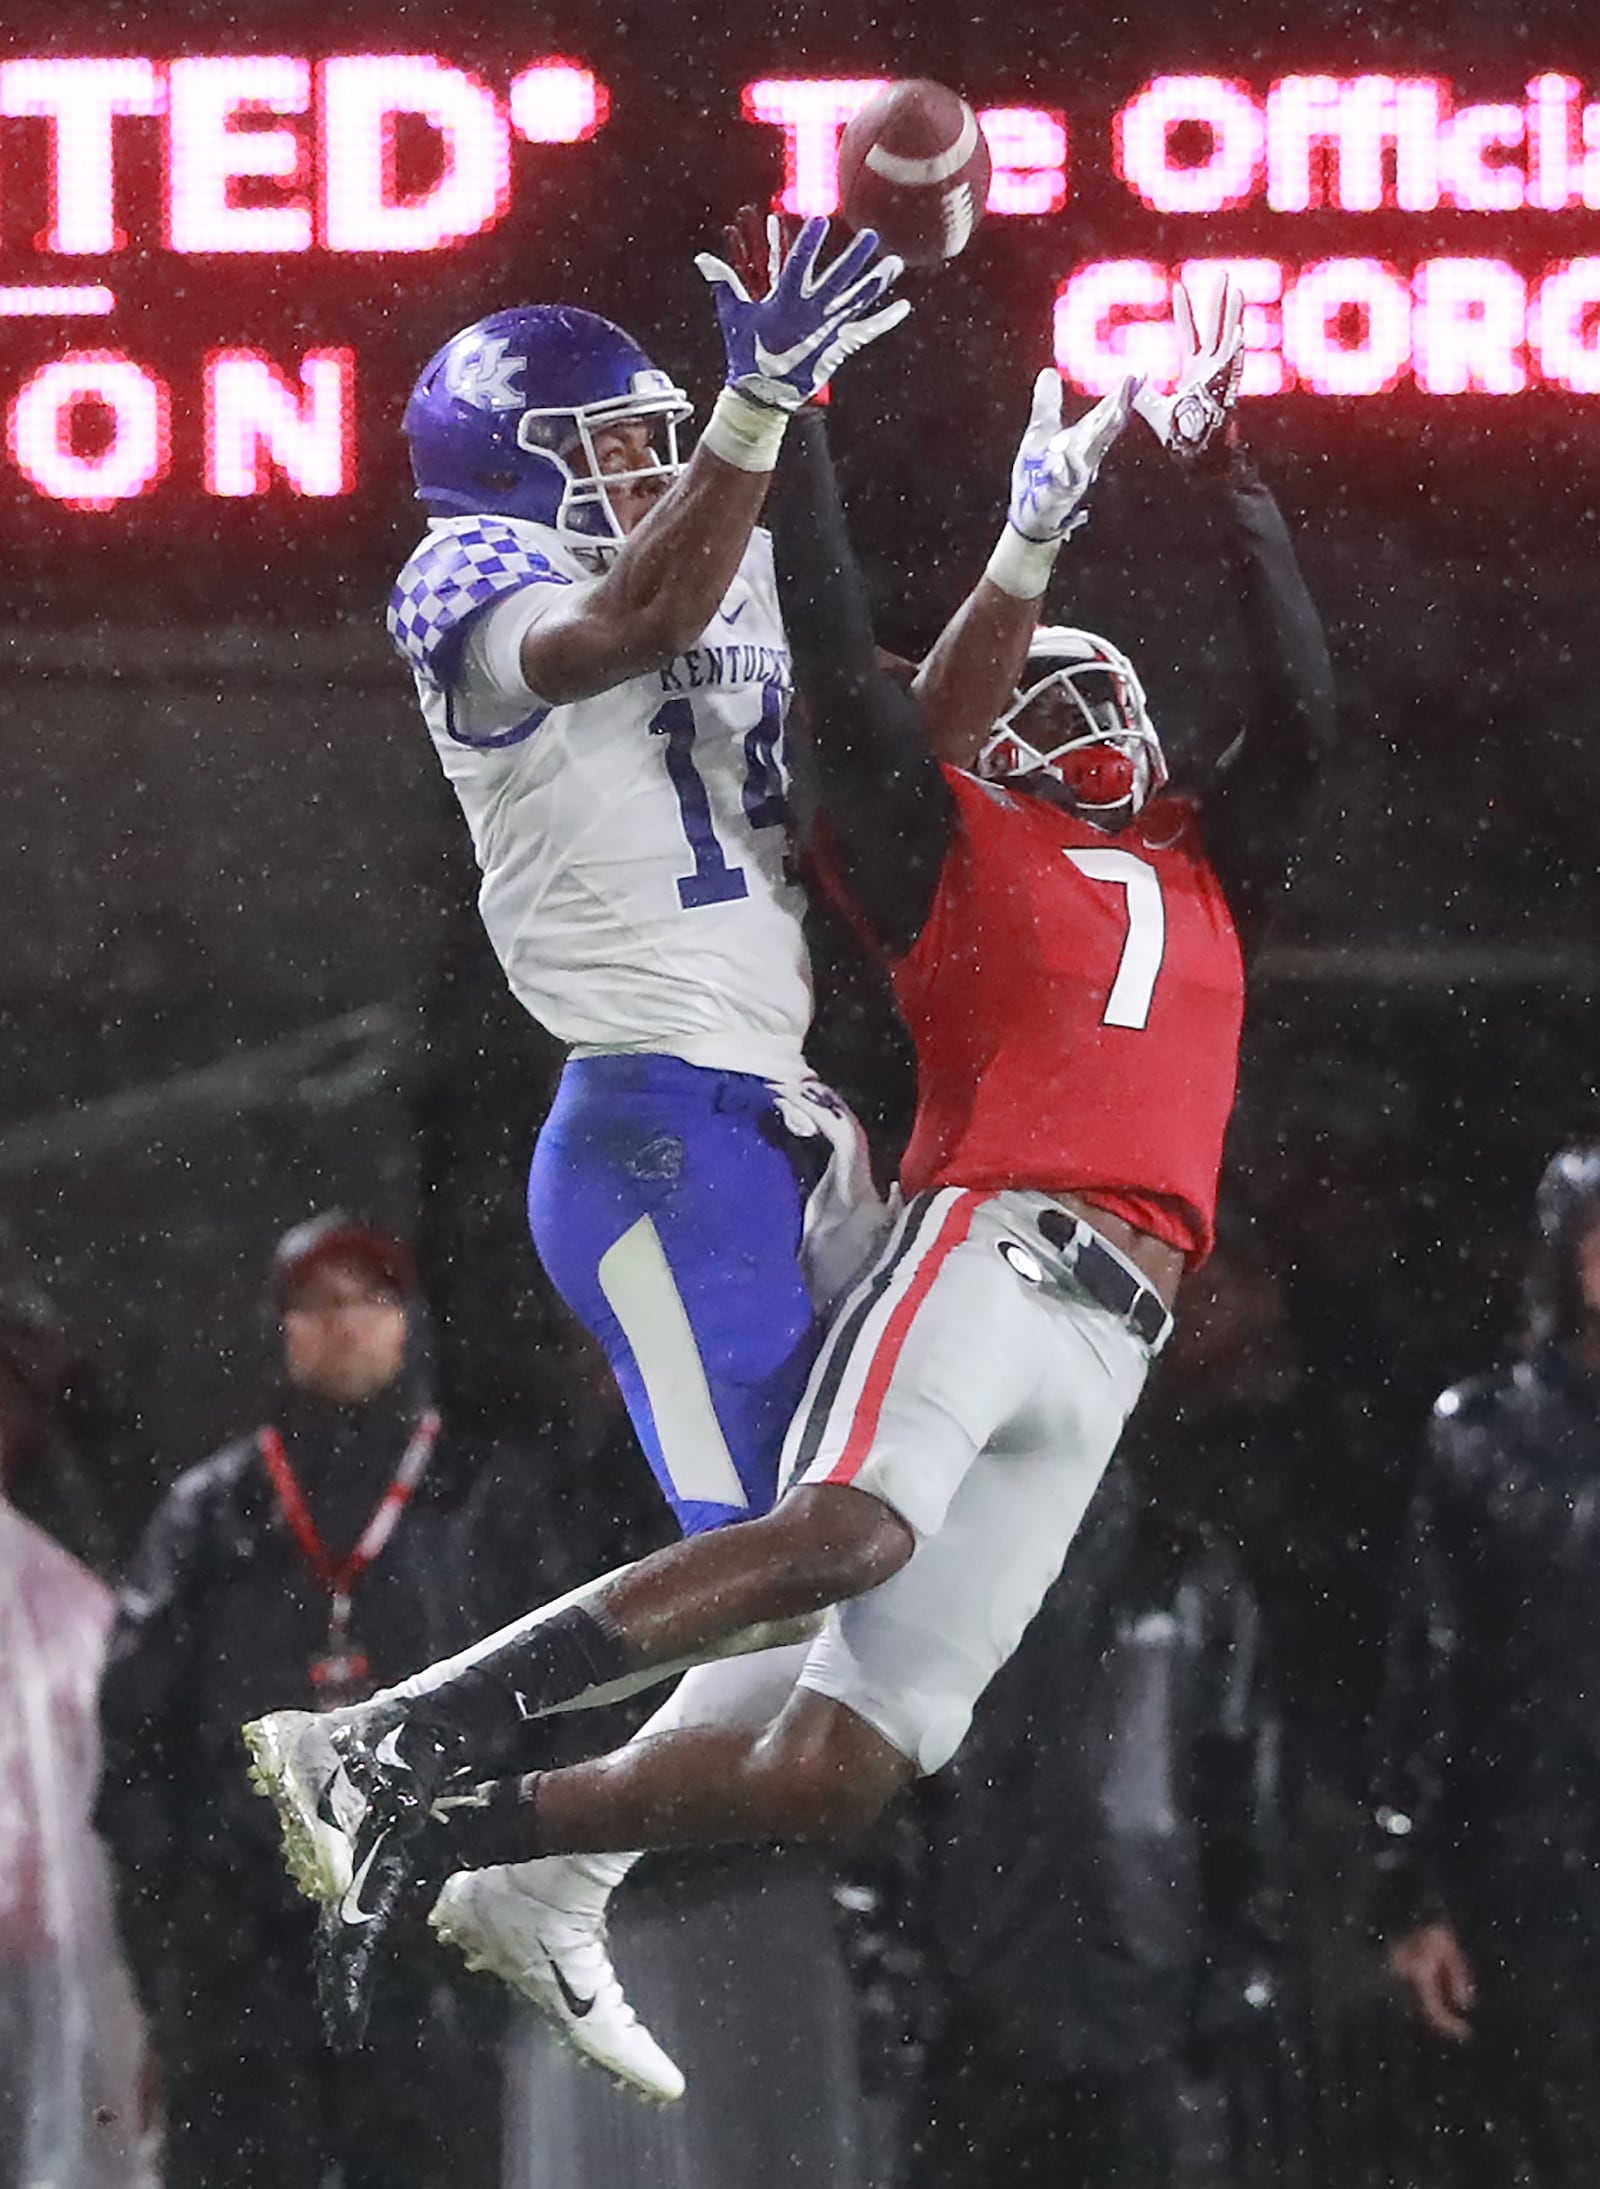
[
  {"x1": 1007, "y1": 368, "x2": 1140, "y2": 545},
  {"x1": 1133, "y1": 270, "x2": 1244, "y2": 458}
]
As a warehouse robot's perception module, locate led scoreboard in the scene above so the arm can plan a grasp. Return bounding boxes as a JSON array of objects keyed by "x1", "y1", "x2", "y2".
[
  {"x1": 5, "y1": 50, "x2": 1600, "y2": 524},
  {"x1": 0, "y1": 54, "x2": 611, "y2": 511},
  {"x1": 756, "y1": 73, "x2": 1600, "y2": 399}
]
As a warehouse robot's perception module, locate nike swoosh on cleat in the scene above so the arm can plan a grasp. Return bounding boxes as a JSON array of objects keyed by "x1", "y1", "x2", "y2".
[
  {"x1": 547, "y1": 1953, "x2": 596, "y2": 2019},
  {"x1": 340, "y1": 1842, "x2": 387, "y2": 1926}
]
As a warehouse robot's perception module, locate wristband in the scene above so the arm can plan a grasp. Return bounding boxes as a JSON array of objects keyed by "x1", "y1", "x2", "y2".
[
  {"x1": 700, "y1": 386, "x2": 791, "y2": 473},
  {"x1": 984, "y1": 522, "x2": 1063, "y2": 601}
]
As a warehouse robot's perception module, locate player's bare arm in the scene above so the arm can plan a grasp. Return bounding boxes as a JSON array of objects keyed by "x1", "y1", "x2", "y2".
[
  {"x1": 711, "y1": 208, "x2": 1093, "y2": 767},
  {"x1": 516, "y1": 433, "x2": 779, "y2": 701},
  {"x1": 914, "y1": 368, "x2": 1139, "y2": 767},
  {"x1": 521, "y1": 216, "x2": 908, "y2": 705}
]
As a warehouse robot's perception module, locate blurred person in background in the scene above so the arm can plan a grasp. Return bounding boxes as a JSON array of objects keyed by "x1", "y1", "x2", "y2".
[
  {"x1": 1119, "y1": 1218, "x2": 1308, "y2": 1664},
  {"x1": 1370, "y1": 1142, "x2": 1600, "y2": 2186},
  {"x1": 0, "y1": 1276, "x2": 150, "y2": 2189},
  {"x1": 93, "y1": 1213, "x2": 535, "y2": 2189}
]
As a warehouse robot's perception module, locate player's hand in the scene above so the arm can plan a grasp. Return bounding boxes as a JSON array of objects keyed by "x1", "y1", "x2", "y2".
[
  {"x1": 696, "y1": 215, "x2": 910, "y2": 412},
  {"x1": 720, "y1": 204, "x2": 802, "y2": 300},
  {"x1": 1384, "y1": 1921, "x2": 1477, "y2": 2043},
  {"x1": 1006, "y1": 368, "x2": 1139, "y2": 544},
  {"x1": 1133, "y1": 269, "x2": 1245, "y2": 459}
]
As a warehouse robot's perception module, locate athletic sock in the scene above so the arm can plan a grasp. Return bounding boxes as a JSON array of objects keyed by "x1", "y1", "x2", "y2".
[
  {"x1": 565, "y1": 1847, "x2": 640, "y2": 1896},
  {"x1": 405, "y1": 1605, "x2": 631, "y2": 1774},
  {"x1": 443, "y1": 1774, "x2": 549, "y2": 1870}
]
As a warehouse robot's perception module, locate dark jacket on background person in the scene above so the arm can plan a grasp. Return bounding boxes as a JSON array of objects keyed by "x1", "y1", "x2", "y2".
[
  {"x1": 1370, "y1": 1346, "x2": 1600, "y2": 1946},
  {"x1": 91, "y1": 1379, "x2": 641, "y2": 2189},
  {"x1": 844, "y1": 1465, "x2": 1290, "y2": 2189},
  {"x1": 928, "y1": 1469, "x2": 1281, "y2": 2075},
  {"x1": 93, "y1": 1384, "x2": 584, "y2": 2016}
]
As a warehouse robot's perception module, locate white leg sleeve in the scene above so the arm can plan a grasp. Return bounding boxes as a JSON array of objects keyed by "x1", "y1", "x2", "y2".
[
  {"x1": 375, "y1": 1548, "x2": 817, "y2": 1715},
  {"x1": 626, "y1": 1640, "x2": 813, "y2": 1739}
]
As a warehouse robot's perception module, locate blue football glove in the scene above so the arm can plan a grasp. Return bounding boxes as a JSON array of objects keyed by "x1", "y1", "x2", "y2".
[
  {"x1": 1007, "y1": 368, "x2": 1140, "y2": 543},
  {"x1": 695, "y1": 215, "x2": 911, "y2": 412}
]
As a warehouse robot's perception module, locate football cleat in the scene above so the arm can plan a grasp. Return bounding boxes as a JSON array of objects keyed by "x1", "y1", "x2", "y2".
[
  {"x1": 242, "y1": 1701, "x2": 460, "y2": 1907},
  {"x1": 311, "y1": 1754, "x2": 495, "y2": 2051},
  {"x1": 315, "y1": 1824, "x2": 421, "y2": 2052},
  {"x1": 242, "y1": 1704, "x2": 385, "y2": 1903},
  {"x1": 430, "y1": 1859, "x2": 686, "y2": 2105}
]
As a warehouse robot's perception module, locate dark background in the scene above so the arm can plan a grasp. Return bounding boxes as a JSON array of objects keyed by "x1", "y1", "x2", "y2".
[{"x1": 4, "y1": 0, "x2": 1597, "y2": 1741}]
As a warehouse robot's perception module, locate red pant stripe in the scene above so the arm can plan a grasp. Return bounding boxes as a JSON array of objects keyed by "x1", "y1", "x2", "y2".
[{"x1": 825, "y1": 1190, "x2": 982, "y2": 1487}]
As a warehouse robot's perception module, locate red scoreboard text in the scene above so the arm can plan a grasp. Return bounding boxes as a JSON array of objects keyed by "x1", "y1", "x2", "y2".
[{"x1": 4, "y1": 56, "x2": 1600, "y2": 512}]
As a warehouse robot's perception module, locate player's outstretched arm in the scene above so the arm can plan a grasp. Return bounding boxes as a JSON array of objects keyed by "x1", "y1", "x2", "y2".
[
  {"x1": 770, "y1": 410, "x2": 956, "y2": 958},
  {"x1": 914, "y1": 369, "x2": 1138, "y2": 768},
  {"x1": 1189, "y1": 440, "x2": 1336, "y2": 955},
  {"x1": 1133, "y1": 269, "x2": 1335, "y2": 955},
  {"x1": 520, "y1": 219, "x2": 908, "y2": 706}
]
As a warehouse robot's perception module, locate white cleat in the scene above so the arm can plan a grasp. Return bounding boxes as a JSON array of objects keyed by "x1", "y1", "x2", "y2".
[
  {"x1": 430, "y1": 1858, "x2": 685, "y2": 2105},
  {"x1": 242, "y1": 1706, "x2": 372, "y2": 1904}
]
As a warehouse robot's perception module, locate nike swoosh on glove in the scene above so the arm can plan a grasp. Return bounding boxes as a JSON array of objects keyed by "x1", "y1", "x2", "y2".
[
  {"x1": 1133, "y1": 268, "x2": 1245, "y2": 458},
  {"x1": 695, "y1": 215, "x2": 910, "y2": 412},
  {"x1": 1007, "y1": 368, "x2": 1141, "y2": 544}
]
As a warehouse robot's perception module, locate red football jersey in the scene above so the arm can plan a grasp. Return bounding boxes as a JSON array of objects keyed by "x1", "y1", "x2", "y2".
[{"x1": 888, "y1": 769, "x2": 1244, "y2": 1263}]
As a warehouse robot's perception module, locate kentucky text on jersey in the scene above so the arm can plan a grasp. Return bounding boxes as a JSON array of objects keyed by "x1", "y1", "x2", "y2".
[
  {"x1": 658, "y1": 643, "x2": 792, "y2": 694},
  {"x1": 388, "y1": 512, "x2": 813, "y2": 1080}
]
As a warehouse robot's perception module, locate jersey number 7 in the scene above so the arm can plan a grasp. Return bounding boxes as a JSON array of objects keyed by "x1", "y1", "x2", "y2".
[{"x1": 1064, "y1": 848, "x2": 1167, "y2": 1030}]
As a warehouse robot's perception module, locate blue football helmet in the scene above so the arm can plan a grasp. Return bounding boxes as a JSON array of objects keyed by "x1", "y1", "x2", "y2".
[{"x1": 403, "y1": 306, "x2": 692, "y2": 560}]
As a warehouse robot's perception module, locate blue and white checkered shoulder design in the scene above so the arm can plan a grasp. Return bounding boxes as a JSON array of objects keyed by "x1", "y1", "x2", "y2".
[{"x1": 387, "y1": 518, "x2": 574, "y2": 687}]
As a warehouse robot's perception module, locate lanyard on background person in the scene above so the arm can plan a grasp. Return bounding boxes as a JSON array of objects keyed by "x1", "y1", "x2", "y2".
[{"x1": 257, "y1": 1409, "x2": 441, "y2": 1702}]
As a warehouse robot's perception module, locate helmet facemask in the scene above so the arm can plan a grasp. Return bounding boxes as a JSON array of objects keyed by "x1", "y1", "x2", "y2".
[
  {"x1": 517, "y1": 375, "x2": 692, "y2": 564},
  {"x1": 977, "y1": 631, "x2": 1167, "y2": 833}
]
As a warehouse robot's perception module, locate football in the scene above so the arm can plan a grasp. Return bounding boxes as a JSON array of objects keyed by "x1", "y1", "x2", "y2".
[{"x1": 837, "y1": 79, "x2": 991, "y2": 269}]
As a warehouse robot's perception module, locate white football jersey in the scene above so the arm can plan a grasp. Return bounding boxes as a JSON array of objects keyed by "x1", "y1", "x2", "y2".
[{"x1": 388, "y1": 513, "x2": 812, "y2": 1078}]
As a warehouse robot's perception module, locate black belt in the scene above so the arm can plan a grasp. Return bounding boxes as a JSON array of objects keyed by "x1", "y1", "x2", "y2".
[{"x1": 1035, "y1": 1206, "x2": 1174, "y2": 1352}]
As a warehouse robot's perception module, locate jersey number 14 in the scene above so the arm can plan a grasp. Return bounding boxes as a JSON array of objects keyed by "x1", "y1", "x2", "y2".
[{"x1": 653, "y1": 689, "x2": 789, "y2": 909}]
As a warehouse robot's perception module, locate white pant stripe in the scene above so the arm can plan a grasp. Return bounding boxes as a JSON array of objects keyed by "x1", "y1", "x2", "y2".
[{"x1": 597, "y1": 1215, "x2": 749, "y2": 1510}]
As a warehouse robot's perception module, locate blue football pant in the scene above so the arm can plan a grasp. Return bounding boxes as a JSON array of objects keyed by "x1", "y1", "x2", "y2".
[{"x1": 528, "y1": 1053, "x2": 829, "y2": 1535}]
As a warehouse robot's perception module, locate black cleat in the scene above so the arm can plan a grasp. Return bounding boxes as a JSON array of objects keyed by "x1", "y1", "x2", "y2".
[
  {"x1": 331, "y1": 1713, "x2": 465, "y2": 1837},
  {"x1": 315, "y1": 1818, "x2": 432, "y2": 2051},
  {"x1": 311, "y1": 1725, "x2": 492, "y2": 2050}
]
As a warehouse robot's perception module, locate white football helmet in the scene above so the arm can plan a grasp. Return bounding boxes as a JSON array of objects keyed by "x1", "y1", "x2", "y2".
[{"x1": 977, "y1": 627, "x2": 1168, "y2": 830}]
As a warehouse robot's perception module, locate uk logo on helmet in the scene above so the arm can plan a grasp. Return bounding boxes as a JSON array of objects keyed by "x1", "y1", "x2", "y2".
[
  {"x1": 404, "y1": 305, "x2": 691, "y2": 541},
  {"x1": 443, "y1": 337, "x2": 526, "y2": 411}
]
